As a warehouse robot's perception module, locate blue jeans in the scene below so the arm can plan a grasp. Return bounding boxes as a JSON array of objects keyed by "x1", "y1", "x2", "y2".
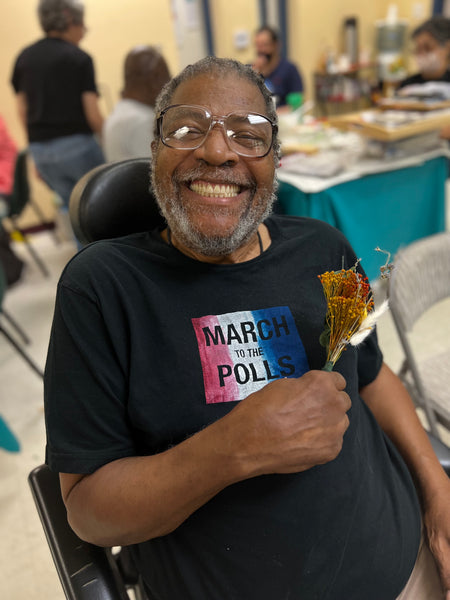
[{"x1": 29, "y1": 134, "x2": 105, "y2": 211}]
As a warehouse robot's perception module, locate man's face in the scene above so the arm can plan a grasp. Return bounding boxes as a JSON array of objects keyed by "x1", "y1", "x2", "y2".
[
  {"x1": 151, "y1": 72, "x2": 276, "y2": 258},
  {"x1": 254, "y1": 31, "x2": 278, "y2": 63}
]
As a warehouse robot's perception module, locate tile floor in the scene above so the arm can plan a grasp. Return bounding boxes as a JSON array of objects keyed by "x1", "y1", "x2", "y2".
[
  {"x1": 0, "y1": 221, "x2": 449, "y2": 599},
  {"x1": 0, "y1": 230, "x2": 76, "y2": 599}
]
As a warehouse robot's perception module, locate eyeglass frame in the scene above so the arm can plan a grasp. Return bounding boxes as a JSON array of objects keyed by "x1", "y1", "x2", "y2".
[{"x1": 156, "y1": 104, "x2": 278, "y2": 158}]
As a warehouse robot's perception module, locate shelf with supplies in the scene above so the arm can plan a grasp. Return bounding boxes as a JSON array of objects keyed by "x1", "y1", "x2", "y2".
[{"x1": 314, "y1": 65, "x2": 378, "y2": 117}]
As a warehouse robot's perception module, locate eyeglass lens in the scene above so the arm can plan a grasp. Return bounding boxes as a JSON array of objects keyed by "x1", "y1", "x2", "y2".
[{"x1": 160, "y1": 105, "x2": 273, "y2": 157}]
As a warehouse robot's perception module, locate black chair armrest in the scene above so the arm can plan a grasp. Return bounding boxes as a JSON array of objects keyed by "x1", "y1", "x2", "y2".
[
  {"x1": 69, "y1": 159, "x2": 165, "y2": 245},
  {"x1": 28, "y1": 464, "x2": 129, "y2": 600}
]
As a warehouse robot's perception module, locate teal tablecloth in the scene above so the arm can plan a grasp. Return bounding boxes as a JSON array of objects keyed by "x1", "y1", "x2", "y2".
[
  {"x1": 0, "y1": 415, "x2": 20, "y2": 452},
  {"x1": 277, "y1": 156, "x2": 447, "y2": 281}
]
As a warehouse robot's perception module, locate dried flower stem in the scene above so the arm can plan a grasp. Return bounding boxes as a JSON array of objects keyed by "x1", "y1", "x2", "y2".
[{"x1": 318, "y1": 265, "x2": 374, "y2": 370}]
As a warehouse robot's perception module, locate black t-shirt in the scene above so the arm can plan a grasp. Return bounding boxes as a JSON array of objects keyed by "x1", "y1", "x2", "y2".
[
  {"x1": 398, "y1": 68, "x2": 450, "y2": 89},
  {"x1": 11, "y1": 37, "x2": 98, "y2": 142},
  {"x1": 44, "y1": 215, "x2": 421, "y2": 600}
]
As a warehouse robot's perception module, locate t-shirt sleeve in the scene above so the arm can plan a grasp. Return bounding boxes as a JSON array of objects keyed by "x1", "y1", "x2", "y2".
[
  {"x1": 44, "y1": 279, "x2": 136, "y2": 474},
  {"x1": 79, "y1": 54, "x2": 98, "y2": 94},
  {"x1": 356, "y1": 327, "x2": 383, "y2": 388},
  {"x1": 11, "y1": 55, "x2": 23, "y2": 93}
]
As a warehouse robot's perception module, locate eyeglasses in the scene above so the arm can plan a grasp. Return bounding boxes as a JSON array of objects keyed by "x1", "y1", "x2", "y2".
[{"x1": 157, "y1": 104, "x2": 277, "y2": 158}]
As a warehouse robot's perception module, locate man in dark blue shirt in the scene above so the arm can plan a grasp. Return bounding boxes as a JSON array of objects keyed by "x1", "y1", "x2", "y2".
[{"x1": 252, "y1": 25, "x2": 303, "y2": 107}]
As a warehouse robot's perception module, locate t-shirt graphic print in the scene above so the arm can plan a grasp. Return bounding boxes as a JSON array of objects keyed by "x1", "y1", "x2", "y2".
[{"x1": 192, "y1": 306, "x2": 309, "y2": 404}]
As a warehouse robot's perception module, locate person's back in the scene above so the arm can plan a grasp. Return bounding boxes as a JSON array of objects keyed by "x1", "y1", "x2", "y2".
[
  {"x1": 13, "y1": 37, "x2": 95, "y2": 142},
  {"x1": 102, "y1": 99, "x2": 154, "y2": 161},
  {"x1": 103, "y1": 45, "x2": 171, "y2": 161},
  {"x1": 10, "y1": 0, "x2": 105, "y2": 245}
]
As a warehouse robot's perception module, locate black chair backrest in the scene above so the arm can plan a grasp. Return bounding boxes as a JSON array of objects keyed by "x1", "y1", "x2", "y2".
[
  {"x1": 9, "y1": 149, "x2": 30, "y2": 217},
  {"x1": 0, "y1": 262, "x2": 6, "y2": 307},
  {"x1": 69, "y1": 158, "x2": 165, "y2": 245}
]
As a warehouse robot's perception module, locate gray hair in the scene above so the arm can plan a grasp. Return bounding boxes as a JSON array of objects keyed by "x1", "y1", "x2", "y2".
[
  {"x1": 38, "y1": 0, "x2": 84, "y2": 33},
  {"x1": 153, "y1": 56, "x2": 280, "y2": 161},
  {"x1": 412, "y1": 16, "x2": 450, "y2": 45}
]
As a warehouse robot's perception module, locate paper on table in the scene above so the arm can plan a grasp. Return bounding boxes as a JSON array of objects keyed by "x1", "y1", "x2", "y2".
[{"x1": 280, "y1": 151, "x2": 346, "y2": 177}]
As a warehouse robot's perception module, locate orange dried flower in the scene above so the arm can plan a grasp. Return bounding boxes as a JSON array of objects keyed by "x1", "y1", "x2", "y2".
[{"x1": 318, "y1": 264, "x2": 374, "y2": 371}]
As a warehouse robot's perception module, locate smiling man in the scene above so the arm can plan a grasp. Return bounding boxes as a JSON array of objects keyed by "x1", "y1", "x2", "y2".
[
  {"x1": 150, "y1": 64, "x2": 278, "y2": 261},
  {"x1": 44, "y1": 57, "x2": 450, "y2": 600}
]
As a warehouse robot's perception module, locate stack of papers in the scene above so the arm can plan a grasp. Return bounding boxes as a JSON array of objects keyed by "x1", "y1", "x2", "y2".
[
  {"x1": 379, "y1": 82, "x2": 450, "y2": 111},
  {"x1": 398, "y1": 81, "x2": 450, "y2": 100},
  {"x1": 280, "y1": 151, "x2": 346, "y2": 178}
]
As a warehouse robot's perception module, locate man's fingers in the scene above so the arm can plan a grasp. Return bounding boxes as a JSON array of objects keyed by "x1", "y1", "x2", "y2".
[{"x1": 330, "y1": 370, "x2": 347, "y2": 391}]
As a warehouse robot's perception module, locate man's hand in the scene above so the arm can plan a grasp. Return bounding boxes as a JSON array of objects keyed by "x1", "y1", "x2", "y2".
[
  {"x1": 422, "y1": 479, "x2": 450, "y2": 598},
  {"x1": 61, "y1": 371, "x2": 350, "y2": 546},
  {"x1": 221, "y1": 370, "x2": 351, "y2": 478}
]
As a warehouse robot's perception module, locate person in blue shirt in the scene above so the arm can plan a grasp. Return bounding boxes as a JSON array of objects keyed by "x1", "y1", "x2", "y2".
[{"x1": 252, "y1": 25, "x2": 303, "y2": 107}]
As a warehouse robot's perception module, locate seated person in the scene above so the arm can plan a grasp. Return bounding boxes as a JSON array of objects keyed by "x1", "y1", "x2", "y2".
[
  {"x1": 103, "y1": 45, "x2": 171, "y2": 161},
  {"x1": 252, "y1": 25, "x2": 303, "y2": 108},
  {"x1": 0, "y1": 115, "x2": 24, "y2": 286},
  {"x1": 398, "y1": 16, "x2": 450, "y2": 139},
  {"x1": 0, "y1": 115, "x2": 18, "y2": 206},
  {"x1": 398, "y1": 16, "x2": 450, "y2": 89},
  {"x1": 44, "y1": 57, "x2": 450, "y2": 600}
]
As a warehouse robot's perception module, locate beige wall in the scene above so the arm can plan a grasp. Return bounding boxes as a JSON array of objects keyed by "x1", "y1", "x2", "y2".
[
  {"x1": 1, "y1": 0, "x2": 436, "y2": 143},
  {"x1": 1, "y1": 0, "x2": 178, "y2": 148},
  {"x1": 1, "y1": 0, "x2": 179, "y2": 220},
  {"x1": 289, "y1": 0, "x2": 434, "y2": 100},
  {"x1": 210, "y1": 0, "x2": 259, "y2": 64},
  {"x1": 0, "y1": 0, "x2": 435, "y2": 222},
  {"x1": 81, "y1": 0, "x2": 178, "y2": 116}
]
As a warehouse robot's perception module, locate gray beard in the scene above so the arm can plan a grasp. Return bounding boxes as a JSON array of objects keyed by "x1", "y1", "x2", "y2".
[{"x1": 151, "y1": 167, "x2": 277, "y2": 257}]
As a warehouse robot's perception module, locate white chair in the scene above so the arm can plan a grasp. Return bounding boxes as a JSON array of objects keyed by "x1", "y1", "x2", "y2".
[{"x1": 388, "y1": 232, "x2": 450, "y2": 440}]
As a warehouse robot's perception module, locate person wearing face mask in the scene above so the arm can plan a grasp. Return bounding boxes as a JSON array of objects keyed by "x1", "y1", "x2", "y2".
[
  {"x1": 398, "y1": 16, "x2": 450, "y2": 140},
  {"x1": 398, "y1": 16, "x2": 450, "y2": 88},
  {"x1": 251, "y1": 25, "x2": 303, "y2": 108}
]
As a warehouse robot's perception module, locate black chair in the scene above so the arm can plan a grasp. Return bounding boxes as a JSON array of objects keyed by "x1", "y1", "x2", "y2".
[
  {"x1": 29, "y1": 159, "x2": 450, "y2": 599},
  {"x1": 2, "y1": 150, "x2": 54, "y2": 277},
  {"x1": 28, "y1": 448, "x2": 450, "y2": 600},
  {"x1": 69, "y1": 158, "x2": 165, "y2": 245},
  {"x1": 27, "y1": 158, "x2": 163, "y2": 600},
  {"x1": 28, "y1": 464, "x2": 146, "y2": 600},
  {"x1": 0, "y1": 263, "x2": 44, "y2": 378}
]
